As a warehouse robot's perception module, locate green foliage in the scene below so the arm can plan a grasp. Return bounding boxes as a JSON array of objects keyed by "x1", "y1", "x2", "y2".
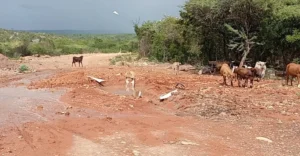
[
  {"x1": 18, "y1": 64, "x2": 29, "y2": 73},
  {"x1": 292, "y1": 58, "x2": 300, "y2": 64},
  {"x1": 133, "y1": 0, "x2": 300, "y2": 66},
  {"x1": 0, "y1": 29, "x2": 138, "y2": 58}
]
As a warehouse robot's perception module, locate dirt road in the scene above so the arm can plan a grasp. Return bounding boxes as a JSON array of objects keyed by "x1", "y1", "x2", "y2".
[{"x1": 0, "y1": 53, "x2": 300, "y2": 156}]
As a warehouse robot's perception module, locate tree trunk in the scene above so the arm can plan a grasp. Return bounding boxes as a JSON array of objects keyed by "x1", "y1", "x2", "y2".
[
  {"x1": 223, "y1": 34, "x2": 228, "y2": 60},
  {"x1": 239, "y1": 41, "x2": 250, "y2": 68}
]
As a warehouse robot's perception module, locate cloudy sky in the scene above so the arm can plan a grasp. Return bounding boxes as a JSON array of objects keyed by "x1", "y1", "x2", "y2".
[{"x1": 0, "y1": 0, "x2": 186, "y2": 33}]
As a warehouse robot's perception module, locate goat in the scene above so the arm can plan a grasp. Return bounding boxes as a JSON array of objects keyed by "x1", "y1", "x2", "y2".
[
  {"x1": 72, "y1": 56, "x2": 83, "y2": 67},
  {"x1": 172, "y1": 62, "x2": 181, "y2": 75},
  {"x1": 220, "y1": 63, "x2": 235, "y2": 86},
  {"x1": 254, "y1": 61, "x2": 267, "y2": 81},
  {"x1": 125, "y1": 71, "x2": 136, "y2": 91},
  {"x1": 285, "y1": 63, "x2": 300, "y2": 87},
  {"x1": 233, "y1": 67, "x2": 261, "y2": 88}
]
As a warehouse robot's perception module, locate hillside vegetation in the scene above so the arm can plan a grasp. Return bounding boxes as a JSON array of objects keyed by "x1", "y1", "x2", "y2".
[
  {"x1": 134, "y1": 0, "x2": 300, "y2": 68},
  {"x1": 0, "y1": 28, "x2": 138, "y2": 58}
]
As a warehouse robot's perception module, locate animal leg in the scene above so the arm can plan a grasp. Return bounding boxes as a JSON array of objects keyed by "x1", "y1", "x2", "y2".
[
  {"x1": 238, "y1": 78, "x2": 241, "y2": 87},
  {"x1": 131, "y1": 79, "x2": 135, "y2": 90},
  {"x1": 223, "y1": 76, "x2": 227, "y2": 85},
  {"x1": 125, "y1": 78, "x2": 130, "y2": 91},
  {"x1": 297, "y1": 75, "x2": 300, "y2": 88},
  {"x1": 286, "y1": 74, "x2": 289, "y2": 86},
  {"x1": 257, "y1": 77, "x2": 261, "y2": 82},
  {"x1": 243, "y1": 79, "x2": 248, "y2": 88},
  {"x1": 291, "y1": 77, "x2": 293, "y2": 86},
  {"x1": 250, "y1": 78, "x2": 254, "y2": 88}
]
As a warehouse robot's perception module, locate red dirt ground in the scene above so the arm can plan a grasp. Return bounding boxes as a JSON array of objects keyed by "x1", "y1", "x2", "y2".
[{"x1": 1, "y1": 54, "x2": 300, "y2": 156}]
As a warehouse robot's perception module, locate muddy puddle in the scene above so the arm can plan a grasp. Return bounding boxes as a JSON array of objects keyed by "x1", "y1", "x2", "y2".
[
  {"x1": 0, "y1": 86, "x2": 67, "y2": 126},
  {"x1": 0, "y1": 81, "x2": 155, "y2": 127}
]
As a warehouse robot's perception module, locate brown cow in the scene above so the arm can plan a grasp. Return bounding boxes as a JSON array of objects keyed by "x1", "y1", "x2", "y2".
[
  {"x1": 233, "y1": 67, "x2": 261, "y2": 88},
  {"x1": 220, "y1": 63, "x2": 235, "y2": 86},
  {"x1": 72, "y1": 56, "x2": 83, "y2": 67},
  {"x1": 286, "y1": 63, "x2": 300, "y2": 87}
]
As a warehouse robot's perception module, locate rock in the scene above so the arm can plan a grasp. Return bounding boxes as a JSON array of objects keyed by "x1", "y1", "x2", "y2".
[
  {"x1": 132, "y1": 150, "x2": 140, "y2": 156},
  {"x1": 66, "y1": 106, "x2": 73, "y2": 110},
  {"x1": 129, "y1": 104, "x2": 134, "y2": 108},
  {"x1": 55, "y1": 111, "x2": 70, "y2": 116},
  {"x1": 219, "y1": 112, "x2": 227, "y2": 116},
  {"x1": 37, "y1": 105, "x2": 43, "y2": 110},
  {"x1": 256, "y1": 137, "x2": 273, "y2": 143},
  {"x1": 106, "y1": 117, "x2": 113, "y2": 121}
]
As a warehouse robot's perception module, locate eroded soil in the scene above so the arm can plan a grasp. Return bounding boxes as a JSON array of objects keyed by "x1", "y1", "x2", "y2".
[{"x1": 0, "y1": 53, "x2": 300, "y2": 156}]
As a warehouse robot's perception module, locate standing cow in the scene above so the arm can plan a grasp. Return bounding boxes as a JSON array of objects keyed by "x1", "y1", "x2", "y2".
[
  {"x1": 72, "y1": 56, "x2": 83, "y2": 67},
  {"x1": 220, "y1": 63, "x2": 235, "y2": 86},
  {"x1": 285, "y1": 63, "x2": 300, "y2": 87},
  {"x1": 233, "y1": 67, "x2": 261, "y2": 88}
]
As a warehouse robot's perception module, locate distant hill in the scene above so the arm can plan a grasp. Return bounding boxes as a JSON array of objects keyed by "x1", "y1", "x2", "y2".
[
  {"x1": 17, "y1": 30, "x2": 133, "y2": 35},
  {"x1": 0, "y1": 28, "x2": 138, "y2": 58}
]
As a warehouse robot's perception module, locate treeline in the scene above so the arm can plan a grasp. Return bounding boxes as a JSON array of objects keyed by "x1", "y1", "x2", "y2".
[
  {"x1": 134, "y1": 0, "x2": 300, "y2": 68},
  {"x1": 0, "y1": 29, "x2": 138, "y2": 58}
]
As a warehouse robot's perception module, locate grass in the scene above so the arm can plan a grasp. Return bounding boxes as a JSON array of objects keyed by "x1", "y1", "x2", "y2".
[{"x1": 18, "y1": 64, "x2": 29, "y2": 73}]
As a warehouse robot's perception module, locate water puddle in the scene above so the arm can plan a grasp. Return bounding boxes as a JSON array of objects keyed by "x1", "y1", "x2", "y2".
[
  {"x1": 0, "y1": 86, "x2": 67, "y2": 126},
  {"x1": 100, "y1": 85, "x2": 146, "y2": 96}
]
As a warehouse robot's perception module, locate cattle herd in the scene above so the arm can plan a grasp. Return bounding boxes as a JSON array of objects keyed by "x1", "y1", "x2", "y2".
[
  {"x1": 71, "y1": 55, "x2": 300, "y2": 89},
  {"x1": 217, "y1": 60, "x2": 300, "y2": 88}
]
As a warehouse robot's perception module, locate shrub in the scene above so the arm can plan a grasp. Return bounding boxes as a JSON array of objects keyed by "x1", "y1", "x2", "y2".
[{"x1": 19, "y1": 64, "x2": 29, "y2": 73}]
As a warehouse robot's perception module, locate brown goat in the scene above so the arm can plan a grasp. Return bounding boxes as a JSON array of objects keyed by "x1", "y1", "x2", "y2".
[
  {"x1": 220, "y1": 63, "x2": 235, "y2": 86},
  {"x1": 286, "y1": 63, "x2": 300, "y2": 87},
  {"x1": 72, "y1": 56, "x2": 83, "y2": 67},
  {"x1": 233, "y1": 67, "x2": 261, "y2": 88}
]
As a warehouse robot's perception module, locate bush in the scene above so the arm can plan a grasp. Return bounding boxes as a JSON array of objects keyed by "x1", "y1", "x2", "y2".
[{"x1": 19, "y1": 64, "x2": 29, "y2": 73}]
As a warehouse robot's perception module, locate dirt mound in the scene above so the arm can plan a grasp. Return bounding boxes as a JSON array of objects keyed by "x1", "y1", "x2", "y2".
[
  {"x1": 28, "y1": 65, "x2": 300, "y2": 122},
  {"x1": 0, "y1": 54, "x2": 19, "y2": 76},
  {"x1": 0, "y1": 53, "x2": 8, "y2": 60}
]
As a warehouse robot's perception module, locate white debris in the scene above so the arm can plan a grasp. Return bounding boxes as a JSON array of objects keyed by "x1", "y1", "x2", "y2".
[
  {"x1": 256, "y1": 137, "x2": 273, "y2": 143},
  {"x1": 180, "y1": 140, "x2": 199, "y2": 146},
  {"x1": 88, "y1": 76, "x2": 105, "y2": 83},
  {"x1": 159, "y1": 89, "x2": 178, "y2": 100}
]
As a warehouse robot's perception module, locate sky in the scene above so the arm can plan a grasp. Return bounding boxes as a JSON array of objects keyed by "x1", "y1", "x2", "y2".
[{"x1": 0, "y1": 0, "x2": 187, "y2": 33}]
